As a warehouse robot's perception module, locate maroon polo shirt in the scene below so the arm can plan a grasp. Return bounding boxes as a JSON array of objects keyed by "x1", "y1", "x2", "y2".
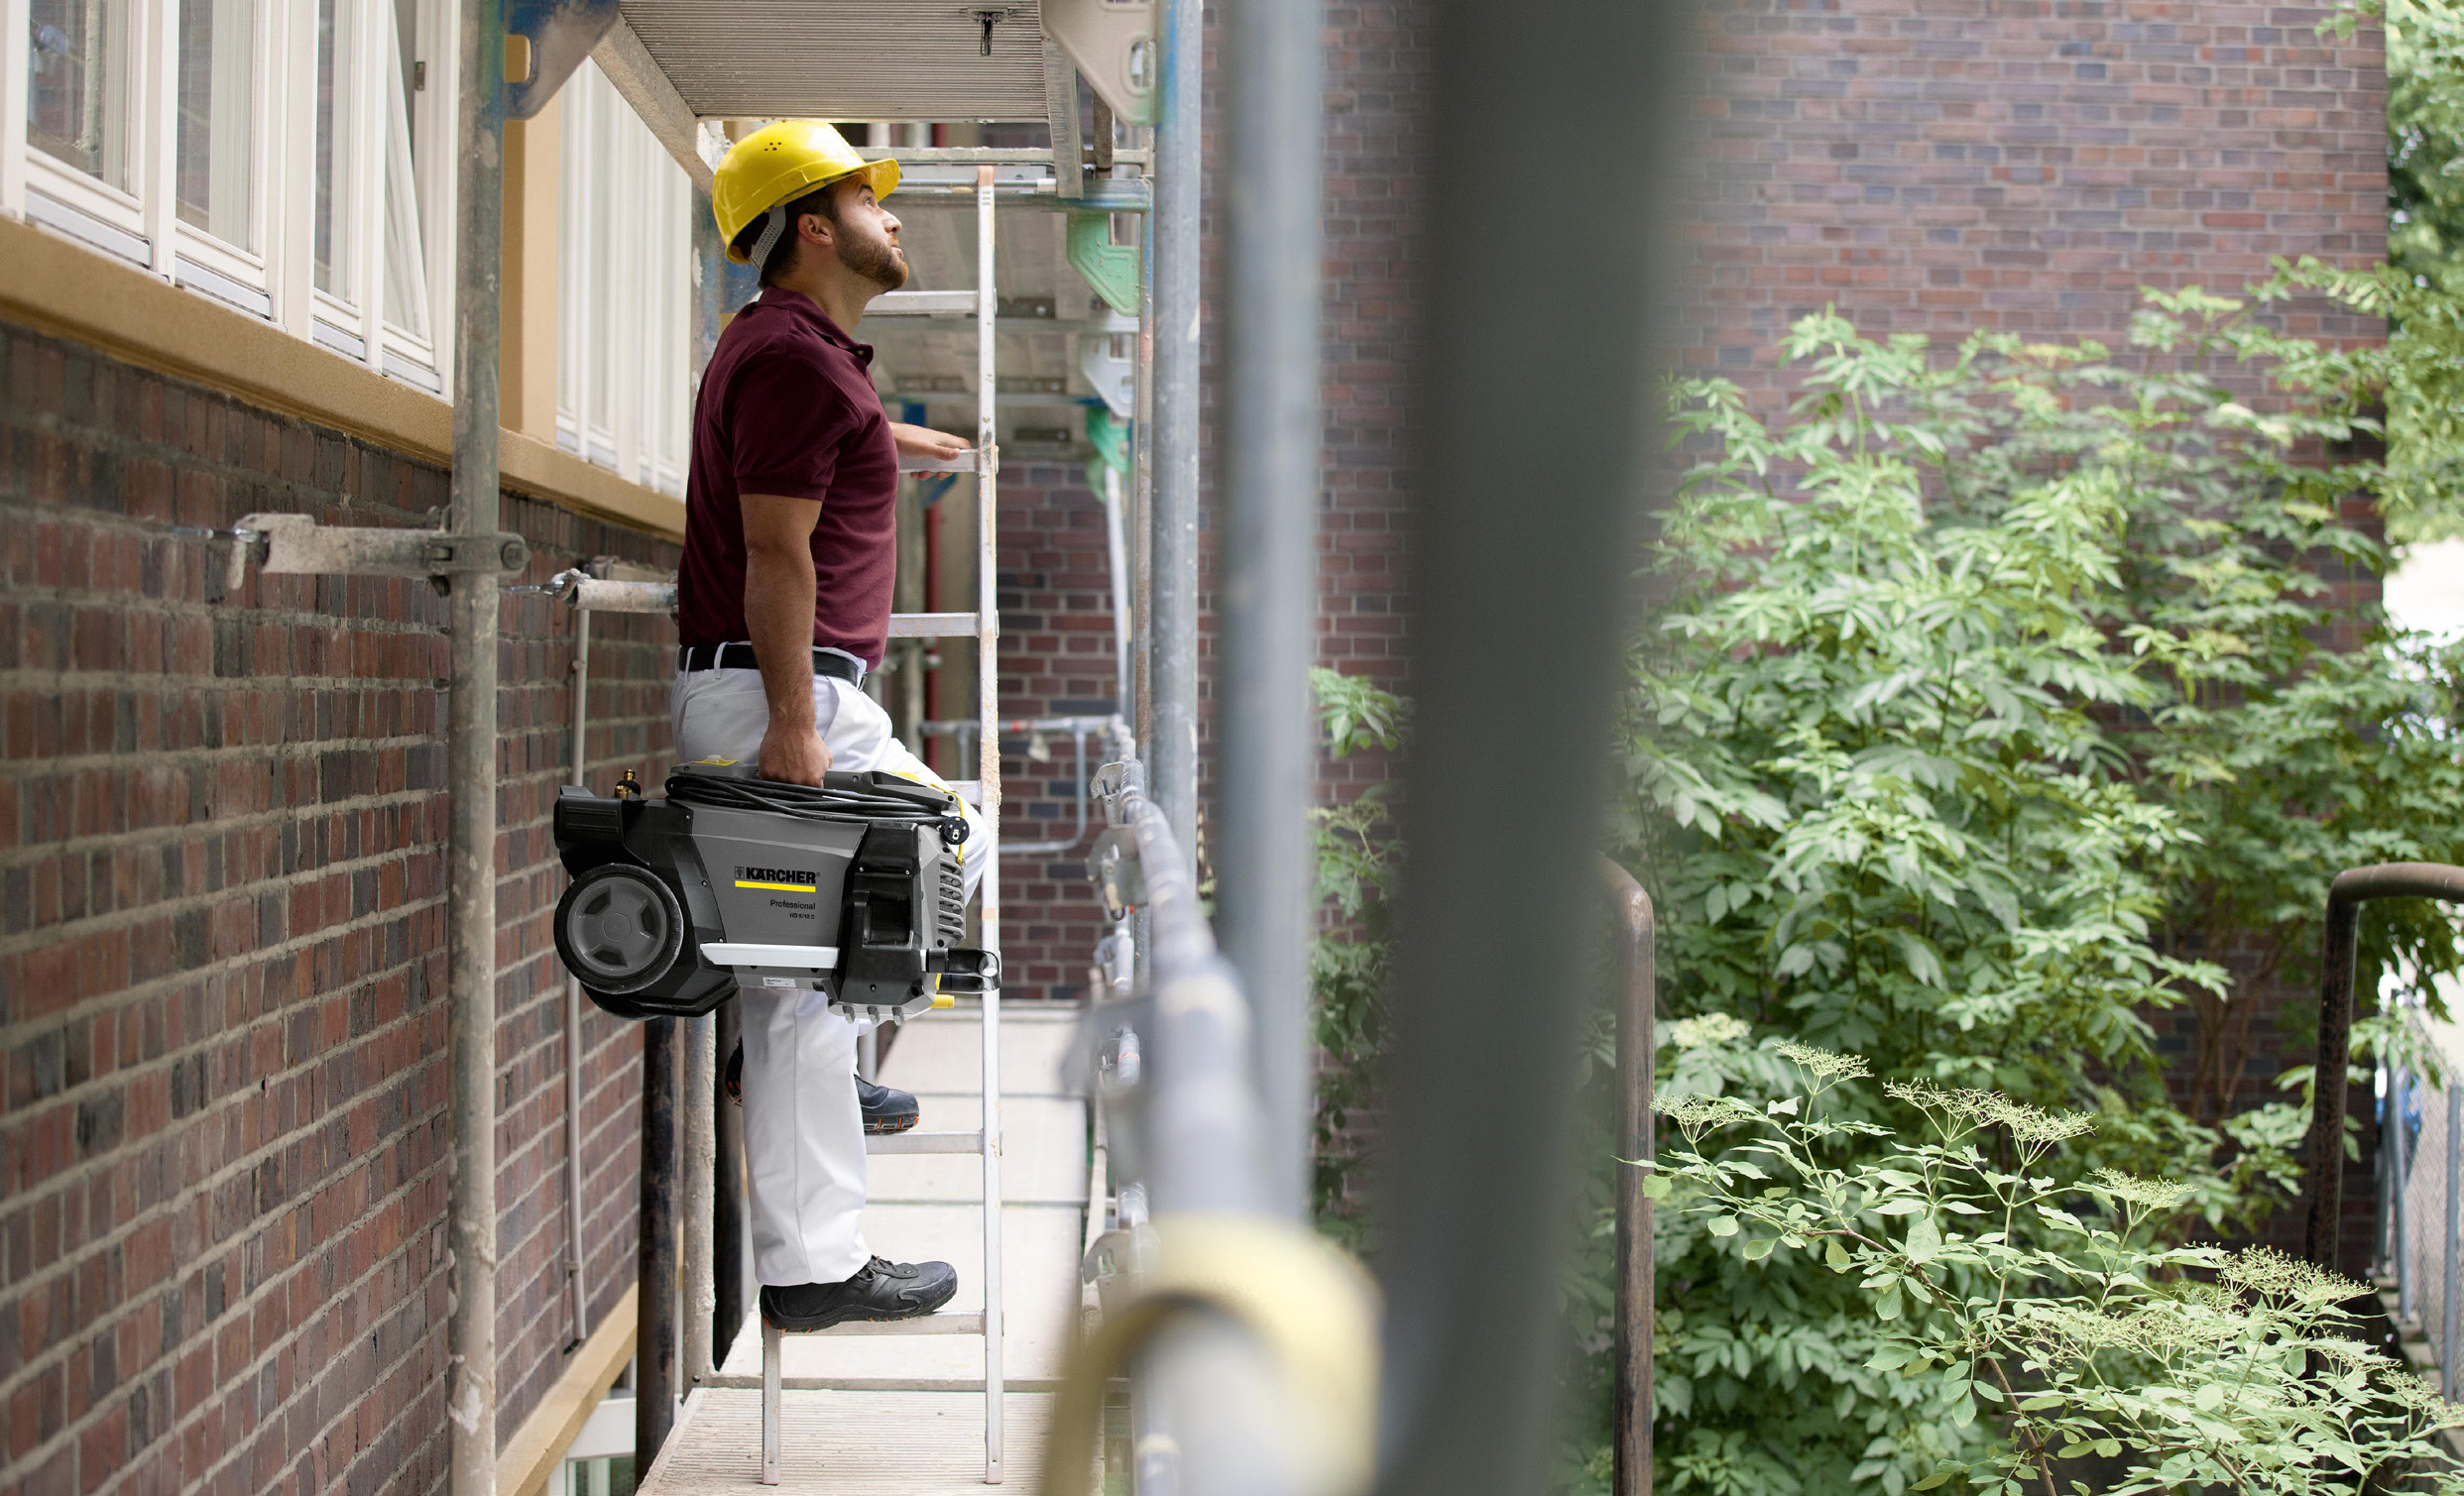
[{"x1": 677, "y1": 288, "x2": 899, "y2": 667}]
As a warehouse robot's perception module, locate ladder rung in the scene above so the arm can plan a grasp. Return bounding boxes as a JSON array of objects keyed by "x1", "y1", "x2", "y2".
[
  {"x1": 867, "y1": 1129, "x2": 984, "y2": 1155},
  {"x1": 729, "y1": 1313, "x2": 987, "y2": 1346},
  {"x1": 871, "y1": 289, "x2": 979, "y2": 316},
  {"x1": 887, "y1": 611, "x2": 980, "y2": 636},
  {"x1": 855, "y1": 144, "x2": 1153, "y2": 169},
  {"x1": 898, "y1": 452, "x2": 979, "y2": 474}
]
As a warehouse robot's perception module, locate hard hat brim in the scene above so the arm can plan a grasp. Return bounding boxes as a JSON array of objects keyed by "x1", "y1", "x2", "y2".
[{"x1": 723, "y1": 159, "x2": 902, "y2": 264}]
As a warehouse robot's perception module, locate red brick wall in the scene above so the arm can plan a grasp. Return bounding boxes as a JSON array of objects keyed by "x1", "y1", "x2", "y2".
[
  {"x1": 1310, "y1": 0, "x2": 1422, "y2": 745},
  {"x1": 991, "y1": 463, "x2": 1122, "y2": 1005},
  {"x1": 1682, "y1": 0, "x2": 2390, "y2": 386},
  {"x1": 0, "y1": 321, "x2": 676, "y2": 1496}
]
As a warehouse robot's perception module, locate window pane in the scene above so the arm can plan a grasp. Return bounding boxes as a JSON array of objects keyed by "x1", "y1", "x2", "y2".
[
  {"x1": 177, "y1": 0, "x2": 259, "y2": 247},
  {"x1": 379, "y1": 4, "x2": 427, "y2": 338},
  {"x1": 585, "y1": 82, "x2": 614, "y2": 441},
  {"x1": 27, "y1": 0, "x2": 137, "y2": 191},
  {"x1": 314, "y1": 0, "x2": 355, "y2": 296}
]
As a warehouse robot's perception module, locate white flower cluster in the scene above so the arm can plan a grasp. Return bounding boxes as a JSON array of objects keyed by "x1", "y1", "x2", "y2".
[
  {"x1": 1771, "y1": 1040, "x2": 1873, "y2": 1081},
  {"x1": 1882, "y1": 1079, "x2": 2097, "y2": 1144},
  {"x1": 2087, "y1": 1168, "x2": 2193, "y2": 1211},
  {"x1": 1652, "y1": 1092, "x2": 1764, "y2": 1137},
  {"x1": 1666, "y1": 1012, "x2": 1753, "y2": 1051}
]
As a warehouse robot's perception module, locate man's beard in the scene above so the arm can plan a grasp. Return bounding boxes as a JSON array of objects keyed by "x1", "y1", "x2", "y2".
[{"x1": 839, "y1": 230, "x2": 908, "y2": 291}]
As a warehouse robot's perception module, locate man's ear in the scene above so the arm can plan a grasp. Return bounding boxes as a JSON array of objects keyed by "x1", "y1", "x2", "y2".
[{"x1": 798, "y1": 210, "x2": 834, "y2": 251}]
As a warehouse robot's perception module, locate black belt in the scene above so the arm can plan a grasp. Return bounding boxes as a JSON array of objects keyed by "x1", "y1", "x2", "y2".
[{"x1": 677, "y1": 642, "x2": 866, "y2": 686}]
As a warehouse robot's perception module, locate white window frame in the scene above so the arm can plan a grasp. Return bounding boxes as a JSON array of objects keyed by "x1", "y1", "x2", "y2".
[
  {"x1": 168, "y1": 0, "x2": 282, "y2": 316},
  {"x1": 15, "y1": 0, "x2": 170, "y2": 262},
  {"x1": 556, "y1": 58, "x2": 690, "y2": 497},
  {"x1": 1, "y1": 0, "x2": 454, "y2": 393},
  {"x1": 2, "y1": 0, "x2": 690, "y2": 474}
]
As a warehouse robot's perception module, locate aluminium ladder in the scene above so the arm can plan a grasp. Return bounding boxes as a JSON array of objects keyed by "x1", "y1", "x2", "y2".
[{"x1": 738, "y1": 165, "x2": 1009, "y2": 1487}]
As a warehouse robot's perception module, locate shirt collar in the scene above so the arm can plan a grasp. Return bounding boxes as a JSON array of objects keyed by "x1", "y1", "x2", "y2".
[{"x1": 756, "y1": 286, "x2": 875, "y2": 366}]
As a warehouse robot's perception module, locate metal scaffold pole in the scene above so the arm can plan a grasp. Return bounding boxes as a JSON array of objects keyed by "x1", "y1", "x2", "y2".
[
  {"x1": 976, "y1": 163, "x2": 1009, "y2": 1486},
  {"x1": 1370, "y1": 0, "x2": 1683, "y2": 1488},
  {"x1": 1150, "y1": 0, "x2": 1203, "y2": 851},
  {"x1": 1216, "y1": 0, "x2": 1327, "y2": 1218},
  {"x1": 446, "y1": 0, "x2": 505, "y2": 1489}
]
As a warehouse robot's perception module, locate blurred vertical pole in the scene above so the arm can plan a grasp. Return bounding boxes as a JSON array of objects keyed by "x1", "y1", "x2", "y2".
[
  {"x1": 1150, "y1": 0, "x2": 1203, "y2": 851},
  {"x1": 445, "y1": 0, "x2": 506, "y2": 1490},
  {"x1": 639, "y1": 1016, "x2": 679, "y2": 1461},
  {"x1": 1368, "y1": 0, "x2": 1682, "y2": 1489},
  {"x1": 564, "y1": 610, "x2": 595, "y2": 1352},
  {"x1": 2397, "y1": 1065, "x2": 2413, "y2": 1324},
  {"x1": 714, "y1": 997, "x2": 746, "y2": 1364},
  {"x1": 2446, "y1": 1084, "x2": 2459, "y2": 1401},
  {"x1": 1215, "y1": 0, "x2": 1325, "y2": 1217},
  {"x1": 1603, "y1": 862, "x2": 1655, "y2": 1496},
  {"x1": 682, "y1": 1012, "x2": 716, "y2": 1385}
]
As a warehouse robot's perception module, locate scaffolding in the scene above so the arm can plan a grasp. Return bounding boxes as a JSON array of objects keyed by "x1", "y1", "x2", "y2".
[{"x1": 422, "y1": 0, "x2": 1679, "y2": 1491}]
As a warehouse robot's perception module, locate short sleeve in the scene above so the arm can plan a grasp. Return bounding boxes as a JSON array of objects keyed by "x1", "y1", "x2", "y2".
[{"x1": 729, "y1": 346, "x2": 860, "y2": 501}]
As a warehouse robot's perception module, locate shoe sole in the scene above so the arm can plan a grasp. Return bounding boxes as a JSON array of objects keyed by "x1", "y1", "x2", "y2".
[
  {"x1": 762, "y1": 1274, "x2": 959, "y2": 1333},
  {"x1": 725, "y1": 1083, "x2": 922, "y2": 1138}
]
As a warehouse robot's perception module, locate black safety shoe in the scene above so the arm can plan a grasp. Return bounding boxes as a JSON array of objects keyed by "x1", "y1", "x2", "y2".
[
  {"x1": 762, "y1": 1257, "x2": 959, "y2": 1331},
  {"x1": 857, "y1": 1076, "x2": 920, "y2": 1135},
  {"x1": 722, "y1": 1043, "x2": 921, "y2": 1135}
]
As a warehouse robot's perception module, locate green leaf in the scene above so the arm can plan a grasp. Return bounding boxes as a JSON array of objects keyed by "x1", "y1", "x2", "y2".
[
  {"x1": 1706, "y1": 1214, "x2": 1739, "y2": 1238},
  {"x1": 1903, "y1": 1217, "x2": 1943, "y2": 1264},
  {"x1": 1743, "y1": 1236, "x2": 1777, "y2": 1261},
  {"x1": 1825, "y1": 1237, "x2": 1853, "y2": 1270},
  {"x1": 1912, "y1": 1467, "x2": 1960, "y2": 1491},
  {"x1": 1637, "y1": 1173, "x2": 1672, "y2": 1201},
  {"x1": 1874, "y1": 1199, "x2": 1929, "y2": 1216},
  {"x1": 1875, "y1": 1285, "x2": 1902, "y2": 1322},
  {"x1": 2193, "y1": 1382, "x2": 2224, "y2": 1411}
]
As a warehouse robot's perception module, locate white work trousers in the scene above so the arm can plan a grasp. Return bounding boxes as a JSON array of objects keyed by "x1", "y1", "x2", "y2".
[{"x1": 670, "y1": 666, "x2": 986, "y2": 1286}]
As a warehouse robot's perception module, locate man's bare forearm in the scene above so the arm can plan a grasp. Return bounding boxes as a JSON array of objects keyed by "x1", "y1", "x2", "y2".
[{"x1": 744, "y1": 544, "x2": 820, "y2": 732}]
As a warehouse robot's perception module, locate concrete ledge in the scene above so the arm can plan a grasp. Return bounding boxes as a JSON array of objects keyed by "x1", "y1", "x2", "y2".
[
  {"x1": 499, "y1": 1284, "x2": 642, "y2": 1496},
  {"x1": 0, "y1": 215, "x2": 685, "y2": 541}
]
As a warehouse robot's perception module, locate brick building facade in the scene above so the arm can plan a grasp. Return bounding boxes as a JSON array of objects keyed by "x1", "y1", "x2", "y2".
[
  {"x1": 1682, "y1": 0, "x2": 2390, "y2": 383},
  {"x1": 0, "y1": 321, "x2": 675, "y2": 1494}
]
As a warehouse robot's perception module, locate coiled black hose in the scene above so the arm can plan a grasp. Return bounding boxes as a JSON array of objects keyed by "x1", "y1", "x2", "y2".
[{"x1": 663, "y1": 766, "x2": 970, "y2": 845}]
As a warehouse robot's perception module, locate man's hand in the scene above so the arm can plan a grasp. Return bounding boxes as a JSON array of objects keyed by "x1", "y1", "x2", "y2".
[
  {"x1": 890, "y1": 422, "x2": 972, "y2": 464},
  {"x1": 758, "y1": 721, "x2": 833, "y2": 786}
]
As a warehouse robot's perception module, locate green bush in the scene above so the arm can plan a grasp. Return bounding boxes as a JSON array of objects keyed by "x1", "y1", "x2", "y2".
[
  {"x1": 1650, "y1": 1038, "x2": 2464, "y2": 1494},
  {"x1": 1309, "y1": 665, "x2": 1406, "y2": 1243},
  {"x1": 1613, "y1": 297, "x2": 2464, "y2": 1491}
]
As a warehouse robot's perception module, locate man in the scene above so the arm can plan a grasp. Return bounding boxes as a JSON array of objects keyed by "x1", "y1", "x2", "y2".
[{"x1": 674, "y1": 120, "x2": 983, "y2": 1331}]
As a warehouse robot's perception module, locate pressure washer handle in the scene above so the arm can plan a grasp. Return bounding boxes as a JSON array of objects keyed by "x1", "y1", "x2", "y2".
[{"x1": 933, "y1": 948, "x2": 1002, "y2": 993}]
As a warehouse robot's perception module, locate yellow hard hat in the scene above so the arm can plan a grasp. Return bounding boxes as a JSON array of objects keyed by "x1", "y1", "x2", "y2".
[{"x1": 712, "y1": 121, "x2": 900, "y2": 265}]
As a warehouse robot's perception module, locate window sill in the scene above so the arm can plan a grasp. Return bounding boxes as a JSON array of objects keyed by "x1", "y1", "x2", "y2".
[{"x1": 0, "y1": 213, "x2": 686, "y2": 542}]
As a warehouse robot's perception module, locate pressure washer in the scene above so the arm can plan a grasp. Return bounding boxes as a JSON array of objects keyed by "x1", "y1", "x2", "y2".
[{"x1": 550, "y1": 760, "x2": 997, "y2": 1022}]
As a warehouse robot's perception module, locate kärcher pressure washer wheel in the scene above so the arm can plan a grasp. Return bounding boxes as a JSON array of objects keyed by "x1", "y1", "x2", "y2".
[{"x1": 556, "y1": 863, "x2": 687, "y2": 995}]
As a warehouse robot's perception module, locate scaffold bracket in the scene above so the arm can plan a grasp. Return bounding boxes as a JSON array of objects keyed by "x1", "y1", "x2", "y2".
[{"x1": 230, "y1": 513, "x2": 528, "y2": 590}]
